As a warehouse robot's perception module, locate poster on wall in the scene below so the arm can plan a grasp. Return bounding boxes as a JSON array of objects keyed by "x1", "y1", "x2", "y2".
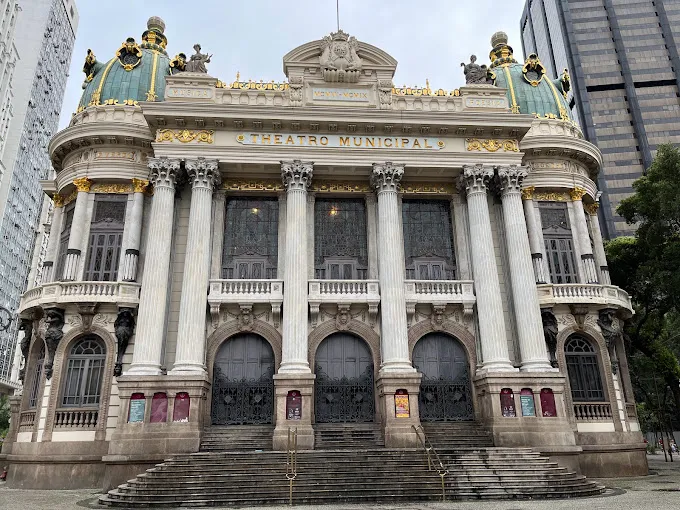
[
  {"x1": 500, "y1": 388, "x2": 516, "y2": 417},
  {"x1": 395, "y1": 389, "x2": 410, "y2": 418},
  {"x1": 286, "y1": 390, "x2": 302, "y2": 420},
  {"x1": 128, "y1": 393, "x2": 145, "y2": 423},
  {"x1": 520, "y1": 389, "x2": 536, "y2": 417}
]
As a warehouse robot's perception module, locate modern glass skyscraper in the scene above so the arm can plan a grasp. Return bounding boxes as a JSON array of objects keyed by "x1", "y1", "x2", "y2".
[
  {"x1": 521, "y1": 0, "x2": 680, "y2": 238},
  {"x1": 0, "y1": 0, "x2": 78, "y2": 392}
]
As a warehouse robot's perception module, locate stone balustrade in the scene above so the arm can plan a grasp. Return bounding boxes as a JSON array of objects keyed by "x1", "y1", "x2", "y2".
[
  {"x1": 53, "y1": 408, "x2": 99, "y2": 429},
  {"x1": 308, "y1": 279, "x2": 380, "y2": 326},
  {"x1": 404, "y1": 279, "x2": 476, "y2": 316},
  {"x1": 19, "y1": 281, "x2": 142, "y2": 312},
  {"x1": 208, "y1": 279, "x2": 284, "y2": 327},
  {"x1": 573, "y1": 402, "x2": 613, "y2": 421},
  {"x1": 536, "y1": 283, "x2": 633, "y2": 316},
  {"x1": 18, "y1": 410, "x2": 36, "y2": 432}
]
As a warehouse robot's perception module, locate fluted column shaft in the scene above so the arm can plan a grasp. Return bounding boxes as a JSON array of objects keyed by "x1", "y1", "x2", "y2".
[
  {"x1": 210, "y1": 190, "x2": 226, "y2": 279},
  {"x1": 121, "y1": 179, "x2": 148, "y2": 282},
  {"x1": 371, "y1": 162, "x2": 415, "y2": 374},
  {"x1": 127, "y1": 157, "x2": 180, "y2": 375},
  {"x1": 498, "y1": 166, "x2": 553, "y2": 371},
  {"x1": 461, "y1": 165, "x2": 514, "y2": 372},
  {"x1": 172, "y1": 158, "x2": 221, "y2": 374},
  {"x1": 279, "y1": 160, "x2": 313, "y2": 373},
  {"x1": 43, "y1": 197, "x2": 64, "y2": 283},
  {"x1": 521, "y1": 187, "x2": 549, "y2": 284},
  {"x1": 62, "y1": 177, "x2": 92, "y2": 281},
  {"x1": 586, "y1": 203, "x2": 611, "y2": 285},
  {"x1": 570, "y1": 188, "x2": 598, "y2": 284},
  {"x1": 450, "y1": 194, "x2": 472, "y2": 280}
]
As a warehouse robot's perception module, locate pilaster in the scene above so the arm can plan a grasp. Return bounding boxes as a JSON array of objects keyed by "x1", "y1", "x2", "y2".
[
  {"x1": 42, "y1": 196, "x2": 65, "y2": 283},
  {"x1": 279, "y1": 160, "x2": 313, "y2": 373},
  {"x1": 521, "y1": 186, "x2": 548, "y2": 284},
  {"x1": 172, "y1": 158, "x2": 221, "y2": 374},
  {"x1": 585, "y1": 203, "x2": 610, "y2": 285},
  {"x1": 127, "y1": 157, "x2": 181, "y2": 375},
  {"x1": 570, "y1": 187, "x2": 598, "y2": 284},
  {"x1": 121, "y1": 179, "x2": 148, "y2": 282},
  {"x1": 61, "y1": 177, "x2": 92, "y2": 281}
]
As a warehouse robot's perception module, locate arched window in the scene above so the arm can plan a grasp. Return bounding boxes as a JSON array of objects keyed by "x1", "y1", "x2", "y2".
[
  {"x1": 61, "y1": 336, "x2": 106, "y2": 407},
  {"x1": 28, "y1": 344, "x2": 45, "y2": 409},
  {"x1": 564, "y1": 335, "x2": 605, "y2": 402}
]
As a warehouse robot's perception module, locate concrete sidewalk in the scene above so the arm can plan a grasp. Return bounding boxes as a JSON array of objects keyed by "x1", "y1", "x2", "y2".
[{"x1": 0, "y1": 454, "x2": 678, "y2": 509}]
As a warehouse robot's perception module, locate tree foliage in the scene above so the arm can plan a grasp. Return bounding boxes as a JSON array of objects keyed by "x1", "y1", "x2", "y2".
[
  {"x1": 606, "y1": 144, "x2": 680, "y2": 431},
  {"x1": 0, "y1": 395, "x2": 9, "y2": 438}
]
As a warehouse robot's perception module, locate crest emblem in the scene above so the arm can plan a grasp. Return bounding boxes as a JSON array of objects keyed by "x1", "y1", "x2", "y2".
[
  {"x1": 319, "y1": 30, "x2": 363, "y2": 83},
  {"x1": 116, "y1": 37, "x2": 143, "y2": 72},
  {"x1": 522, "y1": 53, "x2": 546, "y2": 86}
]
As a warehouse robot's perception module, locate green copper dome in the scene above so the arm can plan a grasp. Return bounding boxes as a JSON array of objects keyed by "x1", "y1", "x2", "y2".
[
  {"x1": 77, "y1": 17, "x2": 174, "y2": 112},
  {"x1": 488, "y1": 32, "x2": 572, "y2": 121}
]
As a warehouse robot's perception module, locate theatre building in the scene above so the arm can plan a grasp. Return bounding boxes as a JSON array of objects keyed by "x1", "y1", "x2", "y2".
[{"x1": 1, "y1": 17, "x2": 647, "y2": 502}]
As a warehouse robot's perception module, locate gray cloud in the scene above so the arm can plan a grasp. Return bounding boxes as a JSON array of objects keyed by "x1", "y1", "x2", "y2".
[{"x1": 60, "y1": 0, "x2": 527, "y2": 129}]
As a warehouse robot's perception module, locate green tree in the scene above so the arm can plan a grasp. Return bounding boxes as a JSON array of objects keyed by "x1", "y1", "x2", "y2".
[
  {"x1": 606, "y1": 144, "x2": 680, "y2": 430},
  {"x1": 0, "y1": 395, "x2": 10, "y2": 438}
]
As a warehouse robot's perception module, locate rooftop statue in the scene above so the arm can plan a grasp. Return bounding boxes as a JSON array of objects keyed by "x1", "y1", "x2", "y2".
[
  {"x1": 319, "y1": 30, "x2": 362, "y2": 83},
  {"x1": 185, "y1": 44, "x2": 212, "y2": 73},
  {"x1": 82, "y1": 49, "x2": 103, "y2": 88},
  {"x1": 461, "y1": 55, "x2": 491, "y2": 85}
]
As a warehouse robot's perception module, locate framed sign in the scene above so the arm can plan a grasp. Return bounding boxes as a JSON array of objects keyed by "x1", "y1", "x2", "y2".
[
  {"x1": 286, "y1": 390, "x2": 302, "y2": 420},
  {"x1": 500, "y1": 388, "x2": 516, "y2": 417},
  {"x1": 395, "y1": 389, "x2": 410, "y2": 418},
  {"x1": 128, "y1": 393, "x2": 145, "y2": 423},
  {"x1": 173, "y1": 392, "x2": 190, "y2": 422},
  {"x1": 520, "y1": 389, "x2": 536, "y2": 417},
  {"x1": 150, "y1": 392, "x2": 168, "y2": 423},
  {"x1": 540, "y1": 388, "x2": 557, "y2": 417}
]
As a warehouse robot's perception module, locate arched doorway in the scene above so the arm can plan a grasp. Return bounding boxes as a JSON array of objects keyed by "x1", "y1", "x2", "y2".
[
  {"x1": 314, "y1": 332, "x2": 374, "y2": 423},
  {"x1": 211, "y1": 333, "x2": 275, "y2": 425},
  {"x1": 413, "y1": 332, "x2": 473, "y2": 421}
]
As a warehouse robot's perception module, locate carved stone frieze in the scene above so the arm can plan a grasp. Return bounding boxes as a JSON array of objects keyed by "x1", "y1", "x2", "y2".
[
  {"x1": 77, "y1": 303, "x2": 98, "y2": 331},
  {"x1": 370, "y1": 162, "x2": 404, "y2": 192},
  {"x1": 289, "y1": 76, "x2": 303, "y2": 106},
  {"x1": 281, "y1": 160, "x2": 314, "y2": 191},
  {"x1": 378, "y1": 80, "x2": 393, "y2": 109}
]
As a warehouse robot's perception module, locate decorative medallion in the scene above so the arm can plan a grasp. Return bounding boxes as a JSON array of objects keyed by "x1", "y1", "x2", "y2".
[
  {"x1": 155, "y1": 129, "x2": 214, "y2": 144},
  {"x1": 466, "y1": 138, "x2": 519, "y2": 152},
  {"x1": 116, "y1": 38, "x2": 143, "y2": 71},
  {"x1": 319, "y1": 30, "x2": 363, "y2": 83},
  {"x1": 522, "y1": 53, "x2": 546, "y2": 86}
]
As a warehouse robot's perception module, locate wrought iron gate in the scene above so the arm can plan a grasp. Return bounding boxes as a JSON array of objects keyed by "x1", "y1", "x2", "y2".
[
  {"x1": 315, "y1": 365, "x2": 375, "y2": 422},
  {"x1": 314, "y1": 333, "x2": 375, "y2": 423},
  {"x1": 413, "y1": 333, "x2": 474, "y2": 421},
  {"x1": 211, "y1": 334, "x2": 275, "y2": 425}
]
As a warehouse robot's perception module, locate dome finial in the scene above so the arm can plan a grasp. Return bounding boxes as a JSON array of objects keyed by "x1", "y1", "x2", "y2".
[
  {"x1": 489, "y1": 31, "x2": 516, "y2": 69},
  {"x1": 491, "y1": 31, "x2": 508, "y2": 48},
  {"x1": 147, "y1": 16, "x2": 165, "y2": 34}
]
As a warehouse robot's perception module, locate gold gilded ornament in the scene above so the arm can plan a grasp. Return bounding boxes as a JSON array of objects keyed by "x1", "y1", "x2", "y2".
[
  {"x1": 73, "y1": 177, "x2": 93, "y2": 192},
  {"x1": 52, "y1": 194, "x2": 65, "y2": 207},
  {"x1": 584, "y1": 203, "x2": 599, "y2": 215},
  {"x1": 466, "y1": 138, "x2": 519, "y2": 152},
  {"x1": 91, "y1": 183, "x2": 132, "y2": 194},
  {"x1": 156, "y1": 129, "x2": 214, "y2": 144},
  {"x1": 222, "y1": 180, "x2": 283, "y2": 192},
  {"x1": 534, "y1": 192, "x2": 569, "y2": 202},
  {"x1": 521, "y1": 186, "x2": 535, "y2": 200},
  {"x1": 569, "y1": 187, "x2": 587, "y2": 201},
  {"x1": 132, "y1": 178, "x2": 149, "y2": 193}
]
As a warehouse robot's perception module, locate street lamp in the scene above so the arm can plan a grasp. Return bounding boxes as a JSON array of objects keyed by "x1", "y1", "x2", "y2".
[{"x1": 0, "y1": 305, "x2": 14, "y2": 332}]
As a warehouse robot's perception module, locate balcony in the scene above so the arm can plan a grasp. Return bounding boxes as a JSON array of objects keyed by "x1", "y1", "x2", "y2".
[
  {"x1": 573, "y1": 402, "x2": 613, "y2": 421},
  {"x1": 404, "y1": 280, "x2": 476, "y2": 323},
  {"x1": 536, "y1": 283, "x2": 633, "y2": 316},
  {"x1": 308, "y1": 279, "x2": 380, "y2": 326},
  {"x1": 19, "y1": 281, "x2": 142, "y2": 313},
  {"x1": 208, "y1": 279, "x2": 284, "y2": 327}
]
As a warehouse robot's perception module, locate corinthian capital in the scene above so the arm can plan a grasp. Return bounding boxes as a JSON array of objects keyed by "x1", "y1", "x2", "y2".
[
  {"x1": 370, "y1": 162, "x2": 404, "y2": 192},
  {"x1": 459, "y1": 164, "x2": 493, "y2": 195},
  {"x1": 496, "y1": 165, "x2": 528, "y2": 195},
  {"x1": 186, "y1": 157, "x2": 221, "y2": 189},
  {"x1": 281, "y1": 160, "x2": 313, "y2": 191},
  {"x1": 148, "y1": 157, "x2": 181, "y2": 189},
  {"x1": 73, "y1": 177, "x2": 93, "y2": 193}
]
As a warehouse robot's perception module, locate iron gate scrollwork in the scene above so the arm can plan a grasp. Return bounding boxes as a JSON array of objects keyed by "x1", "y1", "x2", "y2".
[
  {"x1": 315, "y1": 364, "x2": 375, "y2": 423},
  {"x1": 211, "y1": 366, "x2": 274, "y2": 425},
  {"x1": 419, "y1": 375, "x2": 473, "y2": 421}
]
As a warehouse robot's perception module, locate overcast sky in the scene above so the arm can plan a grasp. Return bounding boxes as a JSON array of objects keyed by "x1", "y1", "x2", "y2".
[{"x1": 59, "y1": 0, "x2": 527, "y2": 129}]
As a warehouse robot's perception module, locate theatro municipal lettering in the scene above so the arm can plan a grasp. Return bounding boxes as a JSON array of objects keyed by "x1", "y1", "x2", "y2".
[{"x1": 236, "y1": 132, "x2": 445, "y2": 150}]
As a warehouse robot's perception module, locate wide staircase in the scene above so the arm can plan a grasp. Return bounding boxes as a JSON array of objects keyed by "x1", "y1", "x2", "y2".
[
  {"x1": 314, "y1": 422, "x2": 385, "y2": 449},
  {"x1": 200, "y1": 425, "x2": 274, "y2": 452},
  {"x1": 99, "y1": 422, "x2": 604, "y2": 507}
]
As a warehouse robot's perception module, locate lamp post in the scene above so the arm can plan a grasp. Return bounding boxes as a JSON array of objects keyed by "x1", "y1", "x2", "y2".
[{"x1": 0, "y1": 306, "x2": 13, "y2": 332}]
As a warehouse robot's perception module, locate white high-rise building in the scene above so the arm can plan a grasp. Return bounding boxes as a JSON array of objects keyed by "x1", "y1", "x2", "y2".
[{"x1": 0, "y1": 0, "x2": 78, "y2": 393}]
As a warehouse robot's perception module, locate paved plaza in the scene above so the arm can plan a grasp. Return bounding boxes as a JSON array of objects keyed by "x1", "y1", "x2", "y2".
[{"x1": 0, "y1": 454, "x2": 678, "y2": 510}]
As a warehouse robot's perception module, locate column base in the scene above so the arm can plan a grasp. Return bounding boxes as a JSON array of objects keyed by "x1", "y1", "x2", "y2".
[
  {"x1": 520, "y1": 359, "x2": 559, "y2": 372},
  {"x1": 379, "y1": 360, "x2": 417, "y2": 375},
  {"x1": 169, "y1": 362, "x2": 206, "y2": 375},
  {"x1": 376, "y1": 372, "x2": 422, "y2": 448},
  {"x1": 277, "y1": 361, "x2": 312, "y2": 374},
  {"x1": 477, "y1": 360, "x2": 519, "y2": 375},
  {"x1": 272, "y1": 373, "x2": 315, "y2": 450},
  {"x1": 125, "y1": 363, "x2": 162, "y2": 376}
]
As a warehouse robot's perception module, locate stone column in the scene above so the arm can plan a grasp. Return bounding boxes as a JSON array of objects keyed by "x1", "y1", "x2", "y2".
[
  {"x1": 42, "y1": 194, "x2": 65, "y2": 283},
  {"x1": 365, "y1": 193, "x2": 379, "y2": 279},
  {"x1": 460, "y1": 164, "x2": 514, "y2": 372},
  {"x1": 210, "y1": 190, "x2": 226, "y2": 279},
  {"x1": 127, "y1": 157, "x2": 180, "y2": 375},
  {"x1": 279, "y1": 160, "x2": 313, "y2": 373},
  {"x1": 586, "y1": 203, "x2": 611, "y2": 285},
  {"x1": 306, "y1": 192, "x2": 315, "y2": 279},
  {"x1": 61, "y1": 177, "x2": 92, "y2": 281},
  {"x1": 120, "y1": 179, "x2": 148, "y2": 282},
  {"x1": 450, "y1": 194, "x2": 471, "y2": 280},
  {"x1": 371, "y1": 162, "x2": 415, "y2": 374},
  {"x1": 521, "y1": 186, "x2": 549, "y2": 284},
  {"x1": 277, "y1": 192, "x2": 286, "y2": 280},
  {"x1": 172, "y1": 158, "x2": 221, "y2": 374},
  {"x1": 498, "y1": 166, "x2": 553, "y2": 372},
  {"x1": 570, "y1": 187, "x2": 598, "y2": 284}
]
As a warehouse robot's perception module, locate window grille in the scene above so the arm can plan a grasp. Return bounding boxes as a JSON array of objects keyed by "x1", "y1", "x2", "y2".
[
  {"x1": 402, "y1": 199, "x2": 455, "y2": 280},
  {"x1": 222, "y1": 197, "x2": 278, "y2": 279},
  {"x1": 314, "y1": 198, "x2": 368, "y2": 279},
  {"x1": 540, "y1": 202, "x2": 578, "y2": 283},
  {"x1": 28, "y1": 344, "x2": 45, "y2": 408},
  {"x1": 84, "y1": 195, "x2": 126, "y2": 281},
  {"x1": 61, "y1": 336, "x2": 106, "y2": 407},
  {"x1": 565, "y1": 335, "x2": 605, "y2": 402}
]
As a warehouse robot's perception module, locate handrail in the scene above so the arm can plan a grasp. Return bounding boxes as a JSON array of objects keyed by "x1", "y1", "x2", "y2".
[
  {"x1": 412, "y1": 424, "x2": 449, "y2": 501},
  {"x1": 286, "y1": 427, "x2": 298, "y2": 506}
]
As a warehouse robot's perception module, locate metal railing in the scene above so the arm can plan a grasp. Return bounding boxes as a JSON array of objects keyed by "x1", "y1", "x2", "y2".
[
  {"x1": 412, "y1": 425, "x2": 449, "y2": 501},
  {"x1": 286, "y1": 427, "x2": 298, "y2": 506}
]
